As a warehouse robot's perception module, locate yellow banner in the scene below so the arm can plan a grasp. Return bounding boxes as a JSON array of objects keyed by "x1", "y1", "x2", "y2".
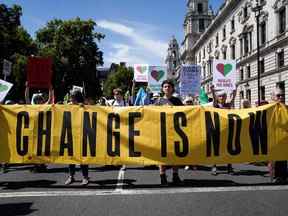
[{"x1": 0, "y1": 103, "x2": 287, "y2": 165}]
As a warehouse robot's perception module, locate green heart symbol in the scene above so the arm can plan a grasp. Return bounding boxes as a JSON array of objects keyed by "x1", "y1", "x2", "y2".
[
  {"x1": 0, "y1": 84, "x2": 8, "y2": 92},
  {"x1": 157, "y1": 70, "x2": 165, "y2": 81},
  {"x1": 224, "y1": 64, "x2": 233, "y2": 76}
]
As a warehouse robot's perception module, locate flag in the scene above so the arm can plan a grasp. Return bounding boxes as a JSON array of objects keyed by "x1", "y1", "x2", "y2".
[
  {"x1": 134, "y1": 87, "x2": 149, "y2": 106},
  {"x1": 199, "y1": 88, "x2": 209, "y2": 105}
]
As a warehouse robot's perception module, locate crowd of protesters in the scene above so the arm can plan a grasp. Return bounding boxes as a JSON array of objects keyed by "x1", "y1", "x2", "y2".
[{"x1": 0, "y1": 79, "x2": 287, "y2": 186}]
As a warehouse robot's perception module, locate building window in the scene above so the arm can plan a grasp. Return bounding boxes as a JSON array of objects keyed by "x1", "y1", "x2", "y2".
[
  {"x1": 203, "y1": 65, "x2": 206, "y2": 78},
  {"x1": 231, "y1": 19, "x2": 235, "y2": 33},
  {"x1": 240, "y1": 91, "x2": 244, "y2": 99},
  {"x1": 216, "y1": 33, "x2": 219, "y2": 47},
  {"x1": 246, "y1": 89, "x2": 251, "y2": 102},
  {"x1": 240, "y1": 38, "x2": 243, "y2": 56},
  {"x1": 223, "y1": 26, "x2": 226, "y2": 40},
  {"x1": 260, "y1": 59, "x2": 265, "y2": 73},
  {"x1": 279, "y1": 7, "x2": 286, "y2": 34},
  {"x1": 240, "y1": 68, "x2": 244, "y2": 81},
  {"x1": 208, "y1": 60, "x2": 212, "y2": 75},
  {"x1": 231, "y1": 44, "x2": 236, "y2": 60},
  {"x1": 260, "y1": 86, "x2": 265, "y2": 100},
  {"x1": 244, "y1": 34, "x2": 249, "y2": 55},
  {"x1": 260, "y1": 22, "x2": 266, "y2": 45},
  {"x1": 203, "y1": 48, "x2": 206, "y2": 58},
  {"x1": 223, "y1": 50, "x2": 227, "y2": 60},
  {"x1": 199, "y1": 19, "x2": 205, "y2": 32},
  {"x1": 244, "y1": 5, "x2": 248, "y2": 19},
  {"x1": 278, "y1": 50, "x2": 285, "y2": 68},
  {"x1": 246, "y1": 65, "x2": 251, "y2": 78},
  {"x1": 198, "y1": 3, "x2": 203, "y2": 14}
]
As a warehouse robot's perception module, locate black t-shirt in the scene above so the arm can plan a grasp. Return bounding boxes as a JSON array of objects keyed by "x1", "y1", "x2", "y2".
[
  {"x1": 168, "y1": 96, "x2": 183, "y2": 106},
  {"x1": 154, "y1": 96, "x2": 183, "y2": 106}
]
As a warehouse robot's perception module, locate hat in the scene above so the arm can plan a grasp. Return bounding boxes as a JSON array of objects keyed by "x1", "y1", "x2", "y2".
[
  {"x1": 216, "y1": 90, "x2": 227, "y2": 96},
  {"x1": 184, "y1": 96, "x2": 194, "y2": 104}
]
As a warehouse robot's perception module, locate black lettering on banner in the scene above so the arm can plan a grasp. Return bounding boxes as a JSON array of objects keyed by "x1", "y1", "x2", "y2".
[
  {"x1": 107, "y1": 113, "x2": 120, "y2": 157},
  {"x1": 82, "y1": 112, "x2": 97, "y2": 157},
  {"x1": 16, "y1": 111, "x2": 29, "y2": 156},
  {"x1": 128, "y1": 112, "x2": 142, "y2": 157},
  {"x1": 37, "y1": 111, "x2": 52, "y2": 156},
  {"x1": 227, "y1": 114, "x2": 242, "y2": 155},
  {"x1": 160, "y1": 112, "x2": 167, "y2": 157},
  {"x1": 174, "y1": 112, "x2": 189, "y2": 157},
  {"x1": 59, "y1": 112, "x2": 74, "y2": 156},
  {"x1": 248, "y1": 111, "x2": 268, "y2": 155},
  {"x1": 205, "y1": 112, "x2": 220, "y2": 157}
]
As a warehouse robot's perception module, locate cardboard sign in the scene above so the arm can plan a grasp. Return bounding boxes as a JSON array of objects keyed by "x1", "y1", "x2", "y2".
[
  {"x1": 148, "y1": 66, "x2": 167, "y2": 93},
  {"x1": 179, "y1": 65, "x2": 201, "y2": 96},
  {"x1": 134, "y1": 64, "x2": 149, "y2": 82},
  {"x1": 27, "y1": 57, "x2": 53, "y2": 88},
  {"x1": 213, "y1": 60, "x2": 236, "y2": 91},
  {"x1": 0, "y1": 79, "x2": 13, "y2": 102}
]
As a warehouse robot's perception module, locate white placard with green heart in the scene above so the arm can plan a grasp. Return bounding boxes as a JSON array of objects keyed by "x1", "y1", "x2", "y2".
[
  {"x1": 213, "y1": 60, "x2": 236, "y2": 91},
  {"x1": 0, "y1": 79, "x2": 13, "y2": 102},
  {"x1": 148, "y1": 66, "x2": 167, "y2": 93},
  {"x1": 134, "y1": 64, "x2": 149, "y2": 82}
]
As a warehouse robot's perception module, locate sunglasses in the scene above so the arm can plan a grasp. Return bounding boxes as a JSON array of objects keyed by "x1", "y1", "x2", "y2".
[{"x1": 276, "y1": 94, "x2": 284, "y2": 97}]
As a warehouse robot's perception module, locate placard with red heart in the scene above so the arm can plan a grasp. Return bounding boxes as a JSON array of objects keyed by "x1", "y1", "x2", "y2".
[{"x1": 134, "y1": 64, "x2": 149, "y2": 82}]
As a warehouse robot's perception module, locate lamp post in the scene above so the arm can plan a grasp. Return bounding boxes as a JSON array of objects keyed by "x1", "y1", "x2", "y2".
[{"x1": 252, "y1": 0, "x2": 266, "y2": 106}]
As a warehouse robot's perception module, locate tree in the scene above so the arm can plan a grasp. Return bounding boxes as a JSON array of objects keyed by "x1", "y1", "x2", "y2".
[
  {"x1": 0, "y1": 4, "x2": 37, "y2": 101},
  {"x1": 36, "y1": 18, "x2": 105, "y2": 100},
  {"x1": 103, "y1": 63, "x2": 134, "y2": 97}
]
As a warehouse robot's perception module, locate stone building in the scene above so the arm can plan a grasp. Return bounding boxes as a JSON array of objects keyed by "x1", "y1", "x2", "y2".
[
  {"x1": 180, "y1": 0, "x2": 288, "y2": 107},
  {"x1": 166, "y1": 36, "x2": 181, "y2": 80}
]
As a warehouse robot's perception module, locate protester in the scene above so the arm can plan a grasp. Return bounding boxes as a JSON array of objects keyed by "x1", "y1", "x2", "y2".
[
  {"x1": 107, "y1": 88, "x2": 127, "y2": 170},
  {"x1": 64, "y1": 90, "x2": 90, "y2": 186},
  {"x1": 271, "y1": 88, "x2": 287, "y2": 184},
  {"x1": 25, "y1": 82, "x2": 53, "y2": 172},
  {"x1": 183, "y1": 96, "x2": 197, "y2": 171},
  {"x1": 154, "y1": 80, "x2": 183, "y2": 186},
  {"x1": 210, "y1": 85, "x2": 237, "y2": 175},
  {"x1": 107, "y1": 88, "x2": 127, "y2": 106},
  {"x1": 242, "y1": 99, "x2": 251, "y2": 108}
]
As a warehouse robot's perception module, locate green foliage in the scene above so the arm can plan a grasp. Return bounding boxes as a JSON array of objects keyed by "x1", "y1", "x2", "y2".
[
  {"x1": 36, "y1": 17, "x2": 105, "y2": 100},
  {"x1": 0, "y1": 4, "x2": 36, "y2": 101},
  {"x1": 103, "y1": 64, "x2": 134, "y2": 97}
]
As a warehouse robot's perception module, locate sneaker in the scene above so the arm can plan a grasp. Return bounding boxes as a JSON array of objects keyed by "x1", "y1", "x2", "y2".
[
  {"x1": 172, "y1": 173, "x2": 182, "y2": 185},
  {"x1": 65, "y1": 176, "x2": 75, "y2": 185},
  {"x1": 160, "y1": 174, "x2": 168, "y2": 186},
  {"x1": 184, "y1": 166, "x2": 190, "y2": 171},
  {"x1": 272, "y1": 177, "x2": 286, "y2": 184},
  {"x1": 81, "y1": 177, "x2": 89, "y2": 186},
  {"x1": 211, "y1": 166, "x2": 217, "y2": 176}
]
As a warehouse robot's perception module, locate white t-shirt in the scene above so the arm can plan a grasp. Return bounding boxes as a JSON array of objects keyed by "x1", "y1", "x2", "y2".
[{"x1": 107, "y1": 99, "x2": 126, "y2": 107}]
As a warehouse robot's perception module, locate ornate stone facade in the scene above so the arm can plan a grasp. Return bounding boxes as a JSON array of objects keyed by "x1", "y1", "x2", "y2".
[{"x1": 180, "y1": 0, "x2": 288, "y2": 107}]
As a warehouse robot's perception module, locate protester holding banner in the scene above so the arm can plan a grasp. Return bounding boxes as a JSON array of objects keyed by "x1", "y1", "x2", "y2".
[
  {"x1": 107, "y1": 88, "x2": 127, "y2": 171},
  {"x1": 65, "y1": 90, "x2": 90, "y2": 186},
  {"x1": 154, "y1": 80, "x2": 183, "y2": 186},
  {"x1": 25, "y1": 82, "x2": 54, "y2": 172},
  {"x1": 271, "y1": 88, "x2": 287, "y2": 184},
  {"x1": 210, "y1": 85, "x2": 237, "y2": 175},
  {"x1": 107, "y1": 88, "x2": 127, "y2": 106}
]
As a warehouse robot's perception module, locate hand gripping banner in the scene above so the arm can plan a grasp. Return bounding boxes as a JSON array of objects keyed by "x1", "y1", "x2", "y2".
[{"x1": 0, "y1": 103, "x2": 287, "y2": 165}]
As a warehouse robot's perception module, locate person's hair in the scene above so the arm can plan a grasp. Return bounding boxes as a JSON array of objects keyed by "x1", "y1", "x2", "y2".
[
  {"x1": 70, "y1": 90, "x2": 84, "y2": 103},
  {"x1": 113, "y1": 88, "x2": 122, "y2": 95},
  {"x1": 161, "y1": 80, "x2": 175, "y2": 93}
]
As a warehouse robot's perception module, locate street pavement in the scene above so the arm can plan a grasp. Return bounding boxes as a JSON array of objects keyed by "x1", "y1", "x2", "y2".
[{"x1": 0, "y1": 164, "x2": 288, "y2": 216}]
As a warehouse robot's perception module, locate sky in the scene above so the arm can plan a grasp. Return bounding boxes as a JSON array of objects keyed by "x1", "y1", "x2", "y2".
[{"x1": 3, "y1": 0, "x2": 224, "y2": 67}]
